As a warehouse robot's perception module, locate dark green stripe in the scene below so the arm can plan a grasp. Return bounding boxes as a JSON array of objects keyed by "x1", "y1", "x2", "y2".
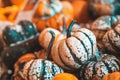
[
  {"x1": 79, "y1": 31, "x2": 94, "y2": 56},
  {"x1": 58, "y1": 43, "x2": 73, "y2": 69},
  {"x1": 66, "y1": 39, "x2": 83, "y2": 66},
  {"x1": 102, "y1": 61, "x2": 112, "y2": 73},
  {"x1": 73, "y1": 36, "x2": 89, "y2": 60}
]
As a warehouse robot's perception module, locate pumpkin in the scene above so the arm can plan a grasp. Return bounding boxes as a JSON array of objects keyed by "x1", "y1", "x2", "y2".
[
  {"x1": 39, "y1": 18, "x2": 67, "y2": 49},
  {"x1": 79, "y1": 54, "x2": 120, "y2": 80},
  {"x1": 33, "y1": 0, "x2": 73, "y2": 32},
  {"x1": 13, "y1": 51, "x2": 45, "y2": 80},
  {"x1": 71, "y1": 0, "x2": 90, "y2": 23},
  {"x1": 1, "y1": 34, "x2": 41, "y2": 70},
  {"x1": 19, "y1": 30, "x2": 64, "y2": 80},
  {"x1": 52, "y1": 73, "x2": 78, "y2": 80},
  {"x1": 88, "y1": 0, "x2": 120, "y2": 19},
  {"x1": 102, "y1": 72, "x2": 120, "y2": 80},
  {"x1": 102, "y1": 20, "x2": 120, "y2": 56},
  {"x1": 36, "y1": 0, "x2": 62, "y2": 17},
  {"x1": 2, "y1": 20, "x2": 38, "y2": 46},
  {"x1": 51, "y1": 20, "x2": 97, "y2": 70},
  {"x1": 91, "y1": 15, "x2": 120, "y2": 41}
]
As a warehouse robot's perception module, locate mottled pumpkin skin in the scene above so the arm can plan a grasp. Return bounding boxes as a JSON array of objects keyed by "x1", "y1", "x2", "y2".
[
  {"x1": 51, "y1": 28, "x2": 97, "y2": 70},
  {"x1": 39, "y1": 28, "x2": 66, "y2": 49},
  {"x1": 23, "y1": 59, "x2": 63, "y2": 80},
  {"x1": 13, "y1": 51, "x2": 45, "y2": 80},
  {"x1": 102, "y1": 21, "x2": 120, "y2": 56},
  {"x1": 80, "y1": 54, "x2": 120, "y2": 80},
  {"x1": 102, "y1": 72, "x2": 120, "y2": 80},
  {"x1": 91, "y1": 15, "x2": 120, "y2": 41},
  {"x1": 88, "y1": 0, "x2": 120, "y2": 19},
  {"x1": 53, "y1": 73, "x2": 78, "y2": 80}
]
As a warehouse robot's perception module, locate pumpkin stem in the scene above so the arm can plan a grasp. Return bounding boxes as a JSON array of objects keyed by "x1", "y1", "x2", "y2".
[
  {"x1": 44, "y1": 30, "x2": 55, "y2": 60},
  {"x1": 62, "y1": 17, "x2": 66, "y2": 34},
  {"x1": 67, "y1": 20, "x2": 76, "y2": 38}
]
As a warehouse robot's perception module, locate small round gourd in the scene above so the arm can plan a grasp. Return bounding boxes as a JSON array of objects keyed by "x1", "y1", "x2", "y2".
[
  {"x1": 53, "y1": 73, "x2": 78, "y2": 80},
  {"x1": 102, "y1": 21, "x2": 120, "y2": 55},
  {"x1": 22, "y1": 31, "x2": 64, "y2": 80},
  {"x1": 102, "y1": 72, "x2": 120, "y2": 80},
  {"x1": 79, "y1": 54, "x2": 120, "y2": 80},
  {"x1": 51, "y1": 20, "x2": 97, "y2": 70},
  {"x1": 2, "y1": 20, "x2": 38, "y2": 46},
  {"x1": 13, "y1": 51, "x2": 45, "y2": 80}
]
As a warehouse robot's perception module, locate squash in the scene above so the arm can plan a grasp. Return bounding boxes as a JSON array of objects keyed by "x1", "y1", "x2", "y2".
[
  {"x1": 1, "y1": 34, "x2": 41, "y2": 70},
  {"x1": 39, "y1": 18, "x2": 67, "y2": 49},
  {"x1": 21, "y1": 30, "x2": 64, "y2": 80},
  {"x1": 88, "y1": 0, "x2": 120, "y2": 19},
  {"x1": 102, "y1": 20, "x2": 120, "y2": 56},
  {"x1": 80, "y1": 54, "x2": 120, "y2": 80},
  {"x1": 13, "y1": 51, "x2": 45, "y2": 80},
  {"x1": 33, "y1": 0, "x2": 73, "y2": 32},
  {"x1": 51, "y1": 20, "x2": 97, "y2": 70},
  {"x1": 102, "y1": 72, "x2": 120, "y2": 80},
  {"x1": 53, "y1": 73, "x2": 78, "y2": 80},
  {"x1": 2, "y1": 20, "x2": 38, "y2": 46}
]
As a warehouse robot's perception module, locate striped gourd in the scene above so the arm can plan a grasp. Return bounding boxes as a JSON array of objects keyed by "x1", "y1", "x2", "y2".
[
  {"x1": 21, "y1": 31, "x2": 63, "y2": 80},
  {"x1": 51, "y1": 20, "x2": 98, "y2": 70},
  {"x1": 102, "y1": 21, "x2": 120, "y2": 55},
  {"x1": 80, "y1": 54, "x2": 120, "y2": 80}
]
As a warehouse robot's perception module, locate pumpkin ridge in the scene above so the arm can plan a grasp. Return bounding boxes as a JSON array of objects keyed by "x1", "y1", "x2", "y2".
[
  {"x1": 58, "y1": 42, "x2": 74, "y2": 69},
  {"x1": 65, "y1": 39, "x2": 83, "y2": 66},
  {"x1": 72, "y1": 36, "x2": 89, "y2": 60},
  {"x1": 107, "y1": 31, "x2": 119, "y2": 52},
  {"x1": 79, "y1": 31, "x2": 94, "y2": 57},
  {"x1": 102, "y1": 61, "x2": 112, "y2": 73},
  {"x1": 27, "y1": 60, "x2": 35, "y2": 80},
  {"x1": 92, "y1": 61, "x2": 97, "y2": 79}
]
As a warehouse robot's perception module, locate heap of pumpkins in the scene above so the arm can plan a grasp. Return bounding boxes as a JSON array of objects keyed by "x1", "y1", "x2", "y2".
[{"x1": 0, "y1": 0, "x2": 120, "y2": 80}]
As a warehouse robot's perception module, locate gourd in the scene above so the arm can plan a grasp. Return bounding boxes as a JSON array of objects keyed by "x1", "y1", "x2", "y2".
[
  {"x1": 33, "y1": 0, "x2": 73, "y2": 32},
  {"x1": 51, "y1": 20, "x2": 97, "y2": 70},
  {"x1": 53, "y1": 73, "x2": 78, "y2": 80},
  {"x1": 21, "y1": 31, "x2": 64, "y2": 80},
  {"x1": 102, "y1": 20, "x2": 120, "y2": 56},
  {"x1": 102, "y1": 72, "x2": 120, "y2": 80},
  {"x1": 3, "y1": 20, "x2": 38, "y2": 46},
  {"x1": 13, "y1": 51, "x2": 45, "y2": 80},
  {"x1": 39, "y1": 18, "x2": 66, "y2": 49},
  {"x1": 80, "y1": 54, "x2": 120, "y2": 80}
]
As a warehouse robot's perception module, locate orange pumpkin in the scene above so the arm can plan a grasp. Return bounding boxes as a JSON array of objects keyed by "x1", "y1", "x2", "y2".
[
  {"x1": 71, "y1": 0, "x2": 90, "y2": 23},
  {"x1": 33, "y1": 0, "x2": 73, "y2": 32},
  {"x1": 52, "y1": 73, "x2": 78, "y2": 80},
  {"x1": 102, "y1": 72, "x2": 120, "y2": 80}
]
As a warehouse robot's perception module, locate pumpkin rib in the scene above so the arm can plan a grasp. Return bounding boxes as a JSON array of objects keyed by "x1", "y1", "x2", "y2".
[
  {"x1": 27, "y1": 60, "x2": 35, "y2": 80},
  {"x1": 102, "y1": 61, "x2": 112, "y2": 73},
  {"x1": 107, "y1": 31, "x2": 119, "y2": 52},
  {"x1": 58, "y1": 42, "x2": 74, "y2": 69},
  {"x1": 65, "y1": 39, "x2": 83, "y2": 66},
  {"x1": 92, "y1": 62, "x2": 97, "y2": 79},
  {"x1": 72, "y1": 36, "x2": 89, "y2": 60},
  {"x1": 79, "y1": 31, "x2": 94, "y2": 56}
]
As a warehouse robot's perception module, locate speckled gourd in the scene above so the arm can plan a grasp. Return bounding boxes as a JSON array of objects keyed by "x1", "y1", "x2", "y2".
[
  {"x1": 51, "y1": 20, "x2": 98, "y2": 70},
  {"x1": 79, "y1": 54, "x2": 120, "y2": 80}
]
